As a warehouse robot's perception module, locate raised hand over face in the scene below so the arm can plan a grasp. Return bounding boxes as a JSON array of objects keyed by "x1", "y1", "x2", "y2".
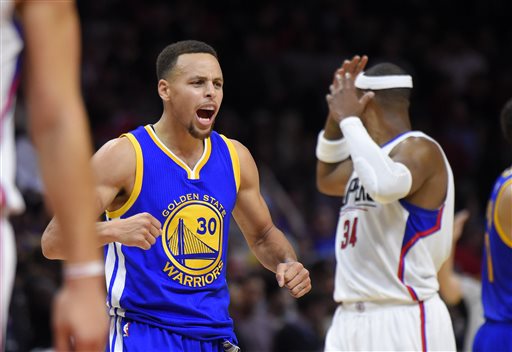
[{"x1": 326, "y1": 55, "x2": 374, "y2": 124}]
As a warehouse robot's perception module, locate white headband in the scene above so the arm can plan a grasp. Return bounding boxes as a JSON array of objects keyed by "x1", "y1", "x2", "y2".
[{"x1": 354, "y1": 72, "x2": 413, "y2": 90}]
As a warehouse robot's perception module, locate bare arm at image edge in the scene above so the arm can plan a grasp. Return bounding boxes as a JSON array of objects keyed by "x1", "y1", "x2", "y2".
[{"x1": 19, "y1": 1, "x2": 108, "y2": 351}]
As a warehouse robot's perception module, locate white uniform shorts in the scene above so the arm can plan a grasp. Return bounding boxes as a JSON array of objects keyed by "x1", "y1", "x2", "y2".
[
  {"x1": 1, "y1": 215, "x2": 16, "y2": 345},
  {"x1": 325, "y1": 294, "x2": 455, "y2": 351}
]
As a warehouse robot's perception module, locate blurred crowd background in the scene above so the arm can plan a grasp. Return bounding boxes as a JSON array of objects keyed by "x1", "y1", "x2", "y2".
[{"x1": 6, "y1": 0, "x2": 512, "y2": 351}]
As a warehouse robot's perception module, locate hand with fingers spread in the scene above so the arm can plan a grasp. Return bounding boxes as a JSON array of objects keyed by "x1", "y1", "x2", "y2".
[
  {"x1": 326, "y1": 55, "x2": 374, "y2": 124},
  {"x1": 328, "y1": 55, "x2": 368, "y2": 99},
  {"x1": 276, "y1": 261, "x2": 311, "y2": 298},
  {"x1": 105, "y1": 212, "x2": 162, "y2": 249}
]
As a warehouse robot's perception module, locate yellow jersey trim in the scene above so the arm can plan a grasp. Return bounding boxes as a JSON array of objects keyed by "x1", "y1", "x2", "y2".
[
  {"x1": 220, "y1": 135, "x2": 240, "y2": 192},
  {"x1": 145, "y1": 125, "x2": 211, "y2": 180},
  {"x1": 494, "y1": 178, "x2": 512, "y2": 248},
  {"x1": 106, "y1": 133, "x2": 143, "y2": 219},
  {"x1": 484, "y1": 232, "x2": 494, "y2": 282},
  {"x1": 194, "y1": 138, "x2": 212, "y2": 178}
]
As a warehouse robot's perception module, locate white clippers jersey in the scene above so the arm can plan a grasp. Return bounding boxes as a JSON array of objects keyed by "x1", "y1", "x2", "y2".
[
  {"x1": 0, "y1": 0, "x2": 24, "y2": 214},
  {"x1": 333, "y1": 131, "x2": 454, "y2": 303}
]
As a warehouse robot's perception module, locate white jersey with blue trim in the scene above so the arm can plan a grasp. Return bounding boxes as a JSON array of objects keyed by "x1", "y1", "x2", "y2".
[
  {"x1": 1, "y1": 0, "x2": 24, "y2": 214},
  {"x1": 333, "y1": 131, "x2": 454, "y2": 303}
]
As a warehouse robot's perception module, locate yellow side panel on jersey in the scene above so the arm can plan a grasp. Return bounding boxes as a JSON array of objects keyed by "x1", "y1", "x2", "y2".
[
  {"x1": 493, "y1": 179, "x2": 512, "y2": 248},
  {"x1": 485, "y1": 232, "x2": 494, "y2": 283},
  {"x1": 106, "y1": 133, "x2": 143, "y2": 219},
  {"x1": 220, "y1": 135, "x2": 240, "y2": 192}
]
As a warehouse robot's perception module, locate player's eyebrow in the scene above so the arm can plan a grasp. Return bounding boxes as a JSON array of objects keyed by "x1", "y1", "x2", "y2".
[{"x1": 190, "y1": 75, "x2": 223, "y2": 83}]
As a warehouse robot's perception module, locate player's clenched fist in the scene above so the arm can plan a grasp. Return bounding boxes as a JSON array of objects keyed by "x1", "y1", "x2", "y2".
[
  {"x1": 276, "y1": 261, "x2": 311, "y2": 298},
  {"x1": 105, "y1": 212, "x2": 162, "y2": 249}
]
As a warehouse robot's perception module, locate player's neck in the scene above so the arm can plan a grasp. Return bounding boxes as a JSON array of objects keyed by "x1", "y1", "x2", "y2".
[
  {"x1": 152, "y1": 118, "x2": 205, "y2": 168},
  {"x1": 368, "y1": 113, "x2": 411, "y2": 145}
]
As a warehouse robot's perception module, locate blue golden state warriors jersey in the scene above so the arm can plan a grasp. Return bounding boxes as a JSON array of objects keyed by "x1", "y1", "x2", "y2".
[
  {"x1": 481, "y1": 166, "x2": 512, "y2": 322},
  {"x1": 104, "y1": 125, "x2": 240, "y2": 341}
]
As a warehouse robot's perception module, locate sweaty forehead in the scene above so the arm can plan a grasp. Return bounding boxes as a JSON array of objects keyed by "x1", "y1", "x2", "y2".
[{"x1": 172, "y1": 53, "x2": 223, "y2": 80}]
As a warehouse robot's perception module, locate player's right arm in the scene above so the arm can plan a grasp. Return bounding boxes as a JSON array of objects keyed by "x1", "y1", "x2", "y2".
[
  {"x1": 42, "y1": 137, "x2": 161, "y2": 260},
  {"x1": 316, "y1": 56, "x2": 368, "y2": 196},
  {"x1": 495, "y1": 178, "x2": 512, "y2": 243},
  {"x1": 438, "y1": 209, "x2": 470, "y2": 304},
  {"x1": 316, "y1": 113, "x2": 354, "y2": 196}
]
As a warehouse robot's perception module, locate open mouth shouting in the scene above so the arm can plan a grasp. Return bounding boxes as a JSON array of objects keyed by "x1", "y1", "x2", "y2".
[{"x1": 196, "y1": 105, "x2": 216, "y2": 128}]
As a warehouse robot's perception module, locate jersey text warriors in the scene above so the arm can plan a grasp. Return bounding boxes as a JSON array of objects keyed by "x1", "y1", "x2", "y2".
[{"x1": 105, "y1": 125, "x2": 239, "y2": 343}]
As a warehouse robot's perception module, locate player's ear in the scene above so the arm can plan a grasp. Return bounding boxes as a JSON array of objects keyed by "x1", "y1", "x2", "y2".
[
  {"x1": 158, "y1": 79, "x2": 171, "y2": 101},
  {"x1": 361, "y1": 93, "x2": 378, "y2": 118}
]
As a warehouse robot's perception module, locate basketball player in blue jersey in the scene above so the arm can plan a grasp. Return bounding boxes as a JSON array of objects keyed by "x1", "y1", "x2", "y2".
[
  {"x1": 472, "y1": 98, "x2": 512, "y2": 352},
  {"x1": 316, "y1": 56, "x2": 456, "y2": 351},
  {"x1": 42, "y1": 40, "x2": 311, "y2": 352}
]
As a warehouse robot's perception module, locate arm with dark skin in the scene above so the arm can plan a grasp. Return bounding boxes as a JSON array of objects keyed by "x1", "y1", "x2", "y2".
[
  {"x1": 316, "y1": 56, "x2": 367, "y2": 197},
  {"x1": 323, "y1": 56, "x2": 448, "y2": 210},
  {"x1": 494, "y1": 179, "x2": 512, "y2": 243},
  {"x1": 438, "y1": 210, "x2": 470, "y2": 304}
]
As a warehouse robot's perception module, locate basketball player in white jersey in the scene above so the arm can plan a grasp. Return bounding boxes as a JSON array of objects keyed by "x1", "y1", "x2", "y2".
[
  {"x1": 1, "y1": 1, "x2": 107, "y2": 350},
  {"x1": 316, "y1": 56, "x2": 456, "y2": 351}
]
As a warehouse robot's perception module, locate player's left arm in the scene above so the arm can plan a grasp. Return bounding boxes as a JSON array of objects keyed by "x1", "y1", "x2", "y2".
[
  {"x1": 20, "y1": 0, "x2": 100, "y2": 264},
  {"x1": 333, "y1": 119, "x2": 446, "y2": 208},
  {"x1": 495, "y1": 179, "x2": 512, "y2": 244},
  {"x1": 390, "y1": 137, "x2": 448, "y2": 210},
  {"x1": 438, "y1": 209, "x2": 470, "y2": 304},
  {"x1": 18, "y1": 1, "x2": 108, "y2": 351},
  {"x1": 231, "y1": 140, "x2": 311, "y2": 298}
]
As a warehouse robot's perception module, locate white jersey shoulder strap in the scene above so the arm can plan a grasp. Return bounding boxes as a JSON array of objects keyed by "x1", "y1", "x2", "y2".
[{"x1": 381, "y1": 131, "x2": 432, "y2": 154}]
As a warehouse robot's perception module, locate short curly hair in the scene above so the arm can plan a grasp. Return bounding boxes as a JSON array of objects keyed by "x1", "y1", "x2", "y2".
[{"x1": 156, "y1": 40, "x2": 218, "y2": 80}]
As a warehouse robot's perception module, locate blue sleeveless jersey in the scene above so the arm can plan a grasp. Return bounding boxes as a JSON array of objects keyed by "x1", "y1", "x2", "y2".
[
  {"x1": 104, "y1": 125, "x2": 240, "y2": 341},
  {"x1": 481, "y1": 166, "x2": 512, "y2": 322}
]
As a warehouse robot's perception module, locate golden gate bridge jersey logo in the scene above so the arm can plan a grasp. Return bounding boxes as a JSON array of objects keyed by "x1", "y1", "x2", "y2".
[
  {"x1": 161, "y1": 196, "x2": 225, "y2": 287},
  {"x1": 169, "y1": 218, "x2": 218, "y2": 265}
]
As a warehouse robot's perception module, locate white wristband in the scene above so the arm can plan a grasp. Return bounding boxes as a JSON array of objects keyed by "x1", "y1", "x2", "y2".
[
  {"x1": 64, "y1": 260, "x2": 104, "y2": 280},
  {"x1": 315, "y1": 130, "x2": 350, "y2": 163}
]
